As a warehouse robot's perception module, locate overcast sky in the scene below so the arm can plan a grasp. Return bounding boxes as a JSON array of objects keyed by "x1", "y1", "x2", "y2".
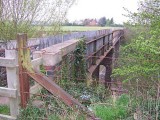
[{"x1": 67, "y1": 0, "x2": 139, "y2": 24}]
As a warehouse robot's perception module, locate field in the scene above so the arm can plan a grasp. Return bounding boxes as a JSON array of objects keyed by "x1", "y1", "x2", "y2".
[
  {"x1": 35, "y1": 26, "x2": 123, "y2": 32},
  {"x1": 61, "y1": 26, "x2": 122, "y2": 31}
]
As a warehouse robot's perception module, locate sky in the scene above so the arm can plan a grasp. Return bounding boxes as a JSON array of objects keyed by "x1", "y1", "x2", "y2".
[{"x1": 67, "y1": 0, "x2": 139, "y2": 24}]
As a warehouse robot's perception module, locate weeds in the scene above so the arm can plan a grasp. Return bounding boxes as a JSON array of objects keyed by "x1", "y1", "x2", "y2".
[
  {"x1": 91, "y1": 94, "x2": 129, "y2": 120},
  {"x1": 0, "y1": 105, "x2": 9, "y2": 115}
]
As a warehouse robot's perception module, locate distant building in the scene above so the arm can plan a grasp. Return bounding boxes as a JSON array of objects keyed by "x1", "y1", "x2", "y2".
[
  {"x1": 83, "y1": 19, "x2": 98, "y2": 26},
  {"x1": 88, "y1": 19, "x2": 98, "y2": 26}
]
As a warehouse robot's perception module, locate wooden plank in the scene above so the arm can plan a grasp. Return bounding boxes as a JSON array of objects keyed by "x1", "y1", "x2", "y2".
[
  {"x1": 0, "y1": 114, "x2": 16, "y2": 120},
  {"x1": 0, "y1": 87, "x2": 17, "y2": 98},
  {"x1": 0, "y1": 57, "x2": 16, "y2": 67},
  {"x1": 5, "y1": 50, "x2": 19, "y2": 117}
]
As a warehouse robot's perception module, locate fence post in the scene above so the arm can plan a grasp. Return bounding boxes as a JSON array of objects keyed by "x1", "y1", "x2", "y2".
[
  {"x1": 5, "y1": 50, "x2": 19, "y2": 117},
  {"x1": 17, "y1": 33, "x2": 30, "y2": 108}
]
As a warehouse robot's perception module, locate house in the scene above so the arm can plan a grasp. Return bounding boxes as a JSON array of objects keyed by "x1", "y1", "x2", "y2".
[
  {"x1": 88, "y1": 19, "x2": 98, "y2": 26},
  {"x1": 83, "y1": 19, "x2": 98, "y2": 26}
]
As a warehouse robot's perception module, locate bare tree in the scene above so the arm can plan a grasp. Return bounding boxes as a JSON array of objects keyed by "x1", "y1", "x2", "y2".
[{"x1": 0, "y1": 0, "x2": 75, "y2": 41}]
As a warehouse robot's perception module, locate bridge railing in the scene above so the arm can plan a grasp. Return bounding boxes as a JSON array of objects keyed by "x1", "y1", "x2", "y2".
[{"x1": 86, "y1": 30, "x2": 124, "y2": 69}]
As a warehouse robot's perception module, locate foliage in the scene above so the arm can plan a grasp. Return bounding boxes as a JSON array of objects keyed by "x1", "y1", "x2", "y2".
[
  {"x1": 40, "y1": 64, "x2": 46, "y2": 74},
  {"x1": 92, "y1": 94, "x2": 129, "y2": 120},
  {"x1": 73, "y1": 39, "x2": 87, "y2": 81},
  {"x1": 98, "y1": 17, "x2": 107, "y2": 27},
  {"x1": 18, "y1": 87, "x2": 88, "y2": 120},
  {"x1": 106, "y1": 18, "x2": 114, "y2": 26},
  {"x1": 0, "y1": 0, "x2": 75, "y2": 41},
  {"x1": 112, "y1": 0, "x2": 160, "y2": 83},
  {"x1": 112, "y1": 37, "x2": 160, "y2": 82},
  {"x1": 18, "y1": 103, "x2": 46, "y2": 120},
  {"x1": 0, "y1": 105, "x2": 9, "y2": 115}
]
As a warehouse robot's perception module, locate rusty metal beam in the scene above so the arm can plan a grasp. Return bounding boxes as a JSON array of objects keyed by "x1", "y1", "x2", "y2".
[
  {"x1": 27, "y1": 70, "x2": 96, "y2": 119},
  {"x1": 16, "y1": 33, "x2": 97, "y2": 119}
]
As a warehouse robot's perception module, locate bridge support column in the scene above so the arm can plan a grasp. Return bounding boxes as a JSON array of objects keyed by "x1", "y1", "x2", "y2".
[
  {"x1": 92, "y1": 66, "x2": 100, "y2": 82},
  {"x1": 104, "y1": 49, "x2": 113, "y2": 88},
  {"x1": 113, "y1": 40, "x2": 120, "y2": 68}
]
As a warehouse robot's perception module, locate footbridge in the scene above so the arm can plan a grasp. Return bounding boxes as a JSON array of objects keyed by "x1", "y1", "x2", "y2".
[
  {"x1": 86, "y1": 30, "x2": 124, "y2": 86},
  {"x1": 0, "y1": 29, "x2": 124, "y2": 119}
]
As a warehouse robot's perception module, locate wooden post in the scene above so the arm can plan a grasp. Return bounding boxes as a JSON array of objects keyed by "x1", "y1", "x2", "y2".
[
  {"x1": 17, "y1": 33, "x2": 30, "y2": 108},
  {"x1": 5, "y1": 50, "x2": 19, "y2": 117}
]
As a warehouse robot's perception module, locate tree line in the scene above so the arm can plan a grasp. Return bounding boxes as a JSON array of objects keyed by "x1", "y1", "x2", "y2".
[{"x1": 64, "y1": 17, "x2": 123, "y2": 27}]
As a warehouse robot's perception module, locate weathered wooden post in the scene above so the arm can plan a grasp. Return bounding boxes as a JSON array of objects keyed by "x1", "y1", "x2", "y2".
[
  {"x1": 17, "y1": 33, "x2": 30, "y2": 108},
  {"x1": 5, "y1": 50, "x2": 19, "y2": 118}
]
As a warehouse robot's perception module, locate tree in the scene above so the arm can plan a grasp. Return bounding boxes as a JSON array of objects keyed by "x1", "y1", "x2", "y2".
[
  {"x1": 106, "y1": 18, "x2": 115, "y2": 26},
  {"x1": 112, "y1": 0, "x2": 160, "y2": 85},
  {"x1": 110, "y1": 18, "x2": 114, "y2": 25},
  {"x1": 0, "y1": 0, "x2": 75, "y2": 41},
  {"x1": 98, "y1": 17, "x2": 107, "y2": 27}
]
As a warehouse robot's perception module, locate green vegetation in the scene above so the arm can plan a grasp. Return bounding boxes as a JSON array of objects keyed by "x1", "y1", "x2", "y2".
[
  {"x1": 0, "y1": 0, "x2": 75, "y2": 41},
  {"x1": 113, "y1": 0, "x2": 160, "y2": 84},
  {"x1": 0, "y1": 105, "x2": 10, "y2": 115},
  {"x1": 18, "y1": 103, "x2": 46, "y2": 120},
  {"x1": 92, "y1": 94, "x2": 129, "y2": 120},
  {"x1": 62, "y1": 26, "x2": 122, "y2": 32},
  {"x1": 111, "y1": 1, "x2": 160, "y2": 119},
  {"x1": 73, "y1": 39, "x2": 87, "y2": 81}
]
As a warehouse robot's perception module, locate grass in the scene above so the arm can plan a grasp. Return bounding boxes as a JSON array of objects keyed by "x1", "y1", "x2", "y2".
[
  {"x1": 0, "y1": 105, "x2": 10, "y2": 115},
  {"x1": 61, "y1": 26, "x2": 122, "y2": 32},
  {"x1": 91, "y1": 94, "x2": 129, "y2": 120}
]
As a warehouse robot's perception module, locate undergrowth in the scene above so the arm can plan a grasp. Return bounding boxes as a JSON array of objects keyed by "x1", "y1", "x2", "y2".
[
  {"x1": 91, "y1": 94, "x2": 129, "y2": 120},
  {"x1": 0, "y1": 105, "x2": 9, "y2": 115}
]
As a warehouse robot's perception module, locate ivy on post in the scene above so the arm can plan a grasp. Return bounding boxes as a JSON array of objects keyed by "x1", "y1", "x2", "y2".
[{"x1": 17, "y1": 33, "x2": 30, "y2": 108}]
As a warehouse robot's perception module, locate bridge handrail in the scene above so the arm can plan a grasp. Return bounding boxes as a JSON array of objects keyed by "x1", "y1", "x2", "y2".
[
  {"x1": 86, "y1": 29, "x2": 124, "y2": 45},
  {"x1": 86, "y1": 29, "x2": 124, "y2": 69}
]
